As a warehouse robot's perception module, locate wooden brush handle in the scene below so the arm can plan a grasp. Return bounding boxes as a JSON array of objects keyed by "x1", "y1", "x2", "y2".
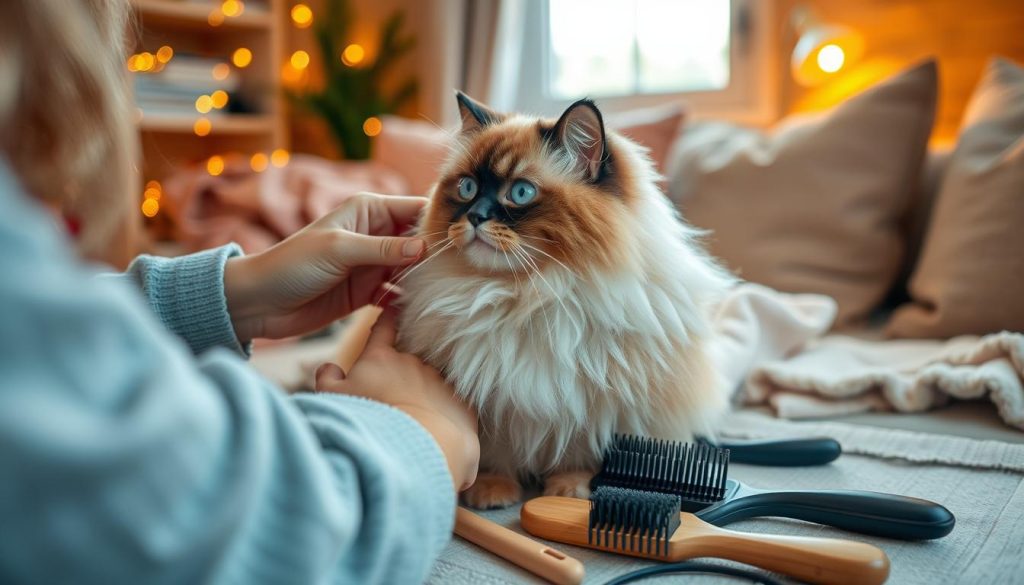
[
  {"x1": 455, "y1": 508, "x2": 584, "y2": 585},
  {"x1": 690, "y1": 521, "x2": 890, "y2": 585},
  {"x1": 334, "y1": 305, "x2": 383, "y2": 371}
]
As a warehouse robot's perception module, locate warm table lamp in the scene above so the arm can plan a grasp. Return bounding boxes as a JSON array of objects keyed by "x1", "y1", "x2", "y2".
[{"x1": 790, "y1": 5, "x2": 864, "y2": 86}]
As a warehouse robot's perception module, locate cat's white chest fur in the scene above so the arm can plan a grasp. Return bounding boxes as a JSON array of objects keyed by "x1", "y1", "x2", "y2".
[{"x1": 397, "y1": 192, "x2": 732, "y2": 479}]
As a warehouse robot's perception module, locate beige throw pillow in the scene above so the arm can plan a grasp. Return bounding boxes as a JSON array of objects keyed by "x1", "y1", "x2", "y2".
[
  {"x1": 669, "y1": 61, "x2": 938, "y2": 325},
  {"x1": 889, "y1": 57, "x2": 1024, "y2": 338}
]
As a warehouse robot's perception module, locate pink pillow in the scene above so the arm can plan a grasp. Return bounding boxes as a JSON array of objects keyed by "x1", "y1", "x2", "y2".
[{"x1": 372, "y1": 105, "x2": 686, "y2": 195}]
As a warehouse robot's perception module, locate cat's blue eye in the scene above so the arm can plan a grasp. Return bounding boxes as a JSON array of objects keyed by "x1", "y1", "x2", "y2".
[
  {"x1": 508, "y1": 180, "x2": 537, "y2": 205},
  {"x1": 457, "y1": 176, "x2": 478, "y2": 201}
]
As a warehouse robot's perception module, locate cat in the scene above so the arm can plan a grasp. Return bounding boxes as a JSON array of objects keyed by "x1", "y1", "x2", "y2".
[{"x1": 396, "y1": 92, "x2": 734, "y2": 509}]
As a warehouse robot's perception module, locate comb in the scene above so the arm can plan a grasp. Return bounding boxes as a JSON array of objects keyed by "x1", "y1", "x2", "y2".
[
  {"x1": 593, "y1": 434, "x2": 955, "y2": 540},
  {"x1": 522, "y1": 487, "x2": 890, "y2": 585}
]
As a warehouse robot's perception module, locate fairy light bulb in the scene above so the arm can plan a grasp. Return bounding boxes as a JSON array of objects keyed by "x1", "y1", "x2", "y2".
[
  {"x1": 271, "y1": 149, "x2": 290, "y2": 168},
  {"x1": 156, "y1": 45, "x2": 174, "y2": 64},
  {"x1": 341, "y1": 44, "x2": 365, "y2": 66},
  {"x1": 194, "y1": 117, "x2": 212, "y2": 136},
  {"x1": 195, "y1": 95, "x2": 213, "y2": 114},
  {"x1": 290, "y1": 50, "x2": 310, "y2": 70},
  {"x1": 207, "y1": 155, "x2": 226, "y2": 176},
  {"x1": 291, "y1": 4, "x2": 313, "y2": 28},
  {"x1": 232, "y1": 47, "x2": 252, "y2": 68},
  {"x1": 362, "y1": 116, "x2": 382, "y2": 137},
  {"x1": 141, "y1": 198, "x2": 160, "y2": 218},
  {"x1": 221, "y1": 0, "x2": 243, "y2": 18},
  {"x1": 250, "y1": 152, "x2": 269, "y2": 172},
  {"x1": 211, "y1": 90, "x2": 229, "y2": 109},
  {"x1": 212, "y1": 63, "x2": 230, "y2": 81}
]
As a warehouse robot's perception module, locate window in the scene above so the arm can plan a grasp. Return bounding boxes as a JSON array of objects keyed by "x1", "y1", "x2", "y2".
[
  {"x1": 513, "y1": 0, "x2": 777, "y2": 124},
  {"x1": 547, "y1": 0, "x2": 732, "y2": 99}
]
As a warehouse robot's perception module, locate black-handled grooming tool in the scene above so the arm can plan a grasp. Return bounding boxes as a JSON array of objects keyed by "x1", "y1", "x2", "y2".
[
  {"x1": 698, "y1": 436, "x2": 842, "y2": 466},
  {"x1": 592, "y1": 435, "x2": 955, "y2": 540}
]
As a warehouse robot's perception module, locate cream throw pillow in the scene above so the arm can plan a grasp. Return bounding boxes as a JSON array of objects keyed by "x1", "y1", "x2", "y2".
[
  {"x1": 669, "y1": 61, "x2": 938, "y2": 325},
  {"x1": 889, "y1": 57, "x2": 1024, "y2": 338}
]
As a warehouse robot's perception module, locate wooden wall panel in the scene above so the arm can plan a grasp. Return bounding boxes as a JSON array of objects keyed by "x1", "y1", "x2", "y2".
[{"x1": 776, "y1": 0, "x2": 1024, "y2": 143}]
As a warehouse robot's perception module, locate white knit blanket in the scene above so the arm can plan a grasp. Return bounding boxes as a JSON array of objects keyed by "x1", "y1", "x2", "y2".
[{"x1": 712, "y1": 283, "x2": 1024, "y2": 432}]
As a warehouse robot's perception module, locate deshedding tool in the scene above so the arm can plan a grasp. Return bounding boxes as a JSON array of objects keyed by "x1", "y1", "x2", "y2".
[{"x1": 522, "y1": 487, "x2": 890, "y2": 585}]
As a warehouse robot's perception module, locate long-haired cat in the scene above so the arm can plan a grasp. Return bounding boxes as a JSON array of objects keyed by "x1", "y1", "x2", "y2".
[{"x1": 396, "y1": 92, "x2": 734, "y2": 508}]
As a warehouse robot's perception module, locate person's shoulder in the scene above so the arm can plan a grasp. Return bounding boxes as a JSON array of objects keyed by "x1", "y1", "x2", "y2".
[{"x1": 0, "y1": 158, "x2": 69, "y2": 261}]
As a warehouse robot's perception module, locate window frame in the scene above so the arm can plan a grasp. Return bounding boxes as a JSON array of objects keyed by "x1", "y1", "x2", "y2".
[{"x1": 514, "y1": 0, "x2": 779, "y2": 124}]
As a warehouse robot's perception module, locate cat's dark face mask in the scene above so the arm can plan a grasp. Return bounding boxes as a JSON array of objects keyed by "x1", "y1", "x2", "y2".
[{"x1": 416, "y1": 91, "x2": 629, "y2": 275}]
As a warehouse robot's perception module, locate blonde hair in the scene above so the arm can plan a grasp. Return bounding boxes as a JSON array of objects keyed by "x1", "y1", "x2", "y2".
[{"x1": 0, "y1": 0, "x2": 138, "y2": 266}]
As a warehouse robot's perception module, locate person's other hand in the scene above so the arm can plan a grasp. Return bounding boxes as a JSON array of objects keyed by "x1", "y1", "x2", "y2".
[
  {"x1": 314, "y1": 309, "x2": 480, "y2": 492},
  {"x1": 224, "y1": 193, "x2": 426, "y2": 341}
]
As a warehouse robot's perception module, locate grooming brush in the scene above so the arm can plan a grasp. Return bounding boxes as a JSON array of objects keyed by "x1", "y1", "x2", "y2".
[
  {"x1": 455, "y1": 507, "x2": 584, "y2": 585},
  {"x1": 594, "y1": 436, "x2": 955, "y2": 540},
  {"x1": 698, "y1": 436, "x2": 842, "y2": 466},
  {"x1": 522, "y1": 487, "x2": 890, "y2": 585}
]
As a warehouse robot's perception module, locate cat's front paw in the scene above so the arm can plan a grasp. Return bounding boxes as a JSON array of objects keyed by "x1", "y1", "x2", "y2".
[
  {"x1": 461, "y1": 473, "x2": 523, "y2": 509},
  {"x1": 543, "y1": 471, "x2": 594, "y2": 500}
]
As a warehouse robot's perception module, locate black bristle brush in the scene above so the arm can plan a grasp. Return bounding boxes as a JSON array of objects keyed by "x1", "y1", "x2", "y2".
[
  {"x1": 521, "y1": 486, "x2": 890, "y2": 585},
  {"x1": 592, "y1": 435, "x2": 955, "y2": 540}
]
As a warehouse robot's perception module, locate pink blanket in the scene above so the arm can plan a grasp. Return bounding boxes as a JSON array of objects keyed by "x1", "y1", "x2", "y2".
[{"x1": 162, "y1": 154, "x2": 408, "y2": 253}]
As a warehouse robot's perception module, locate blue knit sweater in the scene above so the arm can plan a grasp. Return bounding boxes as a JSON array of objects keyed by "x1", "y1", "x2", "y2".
[{"x1": 0, "y1": 163, "x2": 455, "y2": 584}]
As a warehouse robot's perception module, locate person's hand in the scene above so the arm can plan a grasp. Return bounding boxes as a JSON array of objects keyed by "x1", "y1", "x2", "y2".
[
  {"x1": 223, "y1": 193, "x2": 427, "y2": 341},
  {"x1": 314, "y1": 309, "x2": 480, "y2": 492}
]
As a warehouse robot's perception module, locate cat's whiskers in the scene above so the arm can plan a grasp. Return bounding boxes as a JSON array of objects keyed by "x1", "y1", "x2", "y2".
[
  {"x1": 518, "y1": 233, "x2": 560, "y2": 245},
  {"x1": 509, "y1": 244, "x2": 555, "y2": 348},
  {"x1": 516, "y1": 241, "x2": 578, "y2": 278},
  {"x1": 375, "y1": 239, "x2": 455, "y2": 306}
]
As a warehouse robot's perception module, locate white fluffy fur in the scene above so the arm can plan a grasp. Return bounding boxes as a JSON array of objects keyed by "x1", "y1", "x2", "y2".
[{"x1": 397, "y1": 135, "x2": 734, "y2": 480}]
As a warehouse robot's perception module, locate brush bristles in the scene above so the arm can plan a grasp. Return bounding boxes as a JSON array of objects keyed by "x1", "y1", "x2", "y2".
[
  {"x1": 588, "y1": 486, "x2": 682, "y2": 557},
  {"x1": 592, "y1": 435, "x2": 730, "y2": 508}
]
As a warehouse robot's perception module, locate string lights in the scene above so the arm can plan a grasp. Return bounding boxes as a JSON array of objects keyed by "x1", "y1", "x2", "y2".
[
  {"x1": 141, "y1": 180, "x2": 162, "y2": 218},
  {"x1": 232, "y1": 47, "x2": 252, "y2": 68}
]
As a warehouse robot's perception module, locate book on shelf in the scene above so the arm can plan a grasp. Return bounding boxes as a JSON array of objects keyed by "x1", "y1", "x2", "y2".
[{"x1": 133, "y1": 54, "x2": 243, "y2": 117}]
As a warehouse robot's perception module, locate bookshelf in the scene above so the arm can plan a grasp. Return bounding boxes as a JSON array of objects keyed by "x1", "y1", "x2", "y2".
[{"x1": 128, "y1": 0, "x2": 288, "y2": 214}]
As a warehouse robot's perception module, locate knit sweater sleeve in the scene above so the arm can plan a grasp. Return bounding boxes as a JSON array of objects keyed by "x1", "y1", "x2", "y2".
[
  {"x1": 0, "y1": 164, "x2": 455, "y2": 585},
  {"x1": 106, "y1": 244, "x2": 250, "y2": 357}
]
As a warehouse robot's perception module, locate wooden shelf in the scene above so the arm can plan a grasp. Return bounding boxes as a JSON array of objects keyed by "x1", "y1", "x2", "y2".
[
  {"x1": 140, "y1": 113, "x2": 276, "y2": 135},
  {"x1": 130, "y1": 0, "x2": 272, "y2": 30}
]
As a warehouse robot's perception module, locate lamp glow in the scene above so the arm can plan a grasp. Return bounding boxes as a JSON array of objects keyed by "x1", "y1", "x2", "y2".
[{"x1": 817, "y1": 44, "x2": 845, "y2": 73}]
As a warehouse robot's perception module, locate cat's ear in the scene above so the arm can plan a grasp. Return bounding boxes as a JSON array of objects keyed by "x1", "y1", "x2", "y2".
[
  {"x1": 456, "y1": 91, "x2": 500, "y2": 133},
  {"x1": 549, "y1": 99, "x2": 607, "y2": 182}
]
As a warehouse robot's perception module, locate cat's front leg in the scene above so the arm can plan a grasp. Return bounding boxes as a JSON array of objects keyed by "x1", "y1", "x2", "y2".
[
  {"x1": 461, "y1": 472, "x2": 523, "y2": 509},
  {"x1": 542, "y1": 470, "x2": 594, "y2": 500}
]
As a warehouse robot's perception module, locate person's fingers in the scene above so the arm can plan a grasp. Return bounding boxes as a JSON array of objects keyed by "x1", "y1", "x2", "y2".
[
  {"x1": 314, "y1": 362, "x2": 346, "y2": 390},
  {"x1": 364, "y1": 306, "x2": 398, "y2": 349},
  {"x1": 341, "y1": 232, "x2": 425, "y2": 268},
  {"x1": 375, "y1": 194, "x2": 428, "y2": 231}
]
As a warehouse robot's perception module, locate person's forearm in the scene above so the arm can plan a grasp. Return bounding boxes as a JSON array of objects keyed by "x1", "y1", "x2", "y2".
[{"x1": 396, "y1": 405, "x2": 479, "y2": 492}]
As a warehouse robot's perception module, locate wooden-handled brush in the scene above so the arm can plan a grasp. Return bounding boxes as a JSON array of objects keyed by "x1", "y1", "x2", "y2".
[
  {"x1": 334, "y1": 305, "x2": 585, "y2": 585},
  {"x1": 522, "y1": 487, "x2": 890, "y2": 585},
  {"x1": 456, "y1": 508, "x2": 584, "y2": 585}
]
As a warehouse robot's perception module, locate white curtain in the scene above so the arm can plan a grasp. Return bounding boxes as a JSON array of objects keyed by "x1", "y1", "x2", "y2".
[{"x1": 414, "y1": 0, "x2": 526, "y2": 126}]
